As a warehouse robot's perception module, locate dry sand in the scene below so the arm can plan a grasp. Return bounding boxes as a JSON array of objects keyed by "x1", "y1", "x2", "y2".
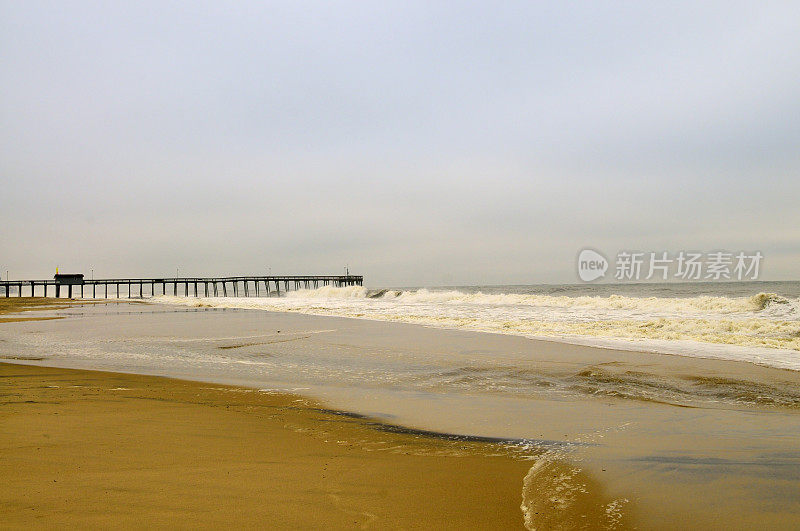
[{"x1": 1, "y1": 362, "x2": 536, "y2": 529}]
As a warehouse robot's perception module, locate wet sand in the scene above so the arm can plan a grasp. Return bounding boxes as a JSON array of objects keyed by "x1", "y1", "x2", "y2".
[
  {"x1": 0, "y1": 297, "x2": 72, "y2": 323},
  {"x1": 0, "y1": 297, "x2": 124, "y2": 324},
  {"x1": 3, "y1": 299, "x2": 800, "y2": 529},
  {"x1": 0, "y1": 362, "x2": 544, "y2": 529}
]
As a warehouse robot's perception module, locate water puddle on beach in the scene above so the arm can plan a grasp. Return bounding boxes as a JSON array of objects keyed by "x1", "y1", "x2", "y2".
[{"x1": 2, "y1": 301, "x2": 800, "y2": 528}]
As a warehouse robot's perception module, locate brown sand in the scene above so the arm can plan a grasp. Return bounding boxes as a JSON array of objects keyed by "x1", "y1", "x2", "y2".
[
  {"x1": 0, "y1": 363, "x2": 535, "y2": 529},
  {"x1": 0, "y1": 297, "x2": 96, "y2": 323}
]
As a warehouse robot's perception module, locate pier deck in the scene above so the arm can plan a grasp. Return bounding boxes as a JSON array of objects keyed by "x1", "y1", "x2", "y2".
[{"x1": 0, "y1": 275, "x2": 363, "y2": 298}]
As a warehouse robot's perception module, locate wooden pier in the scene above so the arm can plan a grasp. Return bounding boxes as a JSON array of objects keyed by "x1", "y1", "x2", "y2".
[{"x1": 0, "y1": 274, "x2": 363, "y2": 299}]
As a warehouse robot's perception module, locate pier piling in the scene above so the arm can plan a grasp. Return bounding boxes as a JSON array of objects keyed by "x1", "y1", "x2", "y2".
[{"x1": 0, "y1": 274, "x2": 362, "y2": 300}]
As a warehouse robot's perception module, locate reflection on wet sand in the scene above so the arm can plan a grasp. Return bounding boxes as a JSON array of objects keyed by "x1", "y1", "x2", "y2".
[
  {"x1": 1, "y1": 363, "x2": 634, "y2": 529},
  {"x1": 1, "y1": 301, "x2": 799, "y2": 528}
]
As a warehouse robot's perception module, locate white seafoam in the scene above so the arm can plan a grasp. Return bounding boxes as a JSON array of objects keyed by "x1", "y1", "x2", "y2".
[{"x1": 152, "y1": 286, "x2": 800, "y2": 371}]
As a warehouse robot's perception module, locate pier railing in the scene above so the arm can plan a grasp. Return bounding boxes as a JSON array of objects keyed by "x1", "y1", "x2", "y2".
[{"x1": 0, "y1": 275, "x2": 363, "y2": 299}]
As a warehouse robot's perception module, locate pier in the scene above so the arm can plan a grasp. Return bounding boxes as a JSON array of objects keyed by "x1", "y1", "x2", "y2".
[{"x1": 0, "y1": 274, "x2": 363, "y2": 299}]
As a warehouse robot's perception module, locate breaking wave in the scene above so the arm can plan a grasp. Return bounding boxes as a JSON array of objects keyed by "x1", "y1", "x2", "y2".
[
  {"x1": 287, "y1": 286, "x2": 797, "y2": 316},
  {"x1": 152, "y1": 286, "x2": 800, "y2": 370}
]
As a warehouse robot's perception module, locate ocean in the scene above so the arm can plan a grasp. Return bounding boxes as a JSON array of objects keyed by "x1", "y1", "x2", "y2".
[{"x1": 154, "y1": 281, "x2": 800, "y2": 371}]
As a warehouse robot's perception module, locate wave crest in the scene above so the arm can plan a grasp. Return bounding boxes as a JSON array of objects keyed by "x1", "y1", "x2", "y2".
[
  {"x1": 287, "y1": 286, "x2": 798, "y2": 317},
  {"x1": 749, "y1": 292, "x2": 791, "y2": 310}
]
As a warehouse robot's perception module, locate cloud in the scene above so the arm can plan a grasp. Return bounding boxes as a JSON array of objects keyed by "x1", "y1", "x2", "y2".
[{"x1": 1, "y1": 1, "x2": 798, "y2": 283}]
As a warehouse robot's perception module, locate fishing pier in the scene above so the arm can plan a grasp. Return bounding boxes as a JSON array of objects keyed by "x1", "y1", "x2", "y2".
[{"x1": 0, "y1": 274, "x2": 363, "y2": 299}]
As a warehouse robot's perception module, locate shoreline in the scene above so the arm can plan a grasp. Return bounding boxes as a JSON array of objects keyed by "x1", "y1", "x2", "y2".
[
  {"x1": 0, "y1": 357, "x2": 573, "y2": 450},
  {"x1": 9, "y1": 295, "x2": 800, "y2": 375},
  {"x1": 4, "y1": 298, "x2": 800, "y2": 528},
  {"x1": 149, "y1": 292, "x2": 800, "y2": 372},
  {"x1": 0, "y1": 362, "x2": 627, "y2": 529}
]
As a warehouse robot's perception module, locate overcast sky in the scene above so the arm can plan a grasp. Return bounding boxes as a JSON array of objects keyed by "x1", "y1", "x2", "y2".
[{"x1": 2, "y1": 1, "x2": 798, "y2": 285}]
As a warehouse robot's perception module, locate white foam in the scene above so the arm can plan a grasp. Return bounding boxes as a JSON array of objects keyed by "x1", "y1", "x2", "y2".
[{"x1": 151, "y1": 287, "x2": 800, "y2": 371}]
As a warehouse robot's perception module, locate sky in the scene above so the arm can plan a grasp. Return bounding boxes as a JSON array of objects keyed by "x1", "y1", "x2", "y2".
[{"x1": 1, "y1": 1, "x2": 799, "y2": 286}]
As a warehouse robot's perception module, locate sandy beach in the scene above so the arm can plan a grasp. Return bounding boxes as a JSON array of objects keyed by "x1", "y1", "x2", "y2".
[
  {"x1": 0, "y1": 299, "x2": 545, "y2": 528},
  {"x1": 2, "y1": 298, "x2": 800, "y2": 529},
  {"x1": 1, "y1": 362, "x2": 540, "y2": 529}
]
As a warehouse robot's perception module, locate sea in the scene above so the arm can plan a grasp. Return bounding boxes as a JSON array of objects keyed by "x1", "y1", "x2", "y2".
[{"x1": 155, "y1": 280, "x2": 800, "y2": 371}]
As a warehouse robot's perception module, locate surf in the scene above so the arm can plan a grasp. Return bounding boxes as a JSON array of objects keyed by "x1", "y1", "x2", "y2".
[{"x1": 151, "y1": 284, "x2": 800, "y2": 370}]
